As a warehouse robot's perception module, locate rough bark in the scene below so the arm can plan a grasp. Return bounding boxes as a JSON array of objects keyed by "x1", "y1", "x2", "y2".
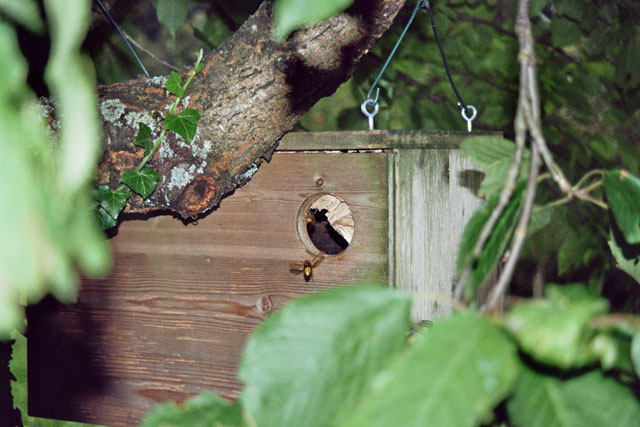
[{"x1": 92, "y1": 0, "x2": 405, "y2": 218}]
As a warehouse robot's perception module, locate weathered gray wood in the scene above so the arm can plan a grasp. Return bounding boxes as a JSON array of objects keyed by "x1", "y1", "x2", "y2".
[
  {"x1": 278, "y1": 130, "x2": 501, "y2": 151},
  {"x1": 392, "y1": 149, "x2": 483, "y2": 322}
]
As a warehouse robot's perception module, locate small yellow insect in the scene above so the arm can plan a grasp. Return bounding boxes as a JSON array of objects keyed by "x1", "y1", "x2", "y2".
[{"x1": 290, "y1": 253, "x2": 325, "y2": 282}]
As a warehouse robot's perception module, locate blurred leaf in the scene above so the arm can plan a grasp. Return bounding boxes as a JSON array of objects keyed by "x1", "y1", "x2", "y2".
[
  {"x1": 551, "y1": 18, "x2": 582, "y2": 47},
  {"x1": 632, "y1": 331, "x2": 640, "y2": 377},
  {"x1": 341, "y1": 312, "x2": 519, "y2": 427},
  {"x1": 239, "y1": 286, "x2": 411, "y2": 427},
  {"x1": 94, "y1": 185, "x2": 130, "y2": 220},
  {"x1": 135, "y1": 122, "x2": 153, "y2": 156},
  {"x1": 461, "y1": 136, "x2": 517, "y2": 168},
  {"x1": 164, "y1": 108, "x2": 200, "y2": 142},
  {"x1": 528, "y1": 207, "x2": 551, "y2": 235},
  {"x1": 273, "y1": 0, "x2": 354, "y2": 40},
  {"x1": 0, "y1": 0, "x2": 109, "y2": 338},
  {"x1": 557, "y1": 231, "x2": 601, "y2": 275},
  {"x1": 121, "y1": 167, "x2": 160, "y2": 198},
  {"x1": 603, "y1": 169, "x2": 640, "y2": 244},
  {"x1": 164, "y1": 70, "x2": 185, "y2": 98},
  {"x1": 156, "y1": 0, "x2": 187, "y2": 38},
  {"x1": 0, "y1": 0, "x2": 43, "y2": 32},
  {"x1": 142, "y1": 392, "x2": 245, "y2": 427},
  {"x1": 506, "y1": 284, "x2": 612, "y2": 369},
  {"x1": 608, "y1": 229, "x2": 640, "y2": 284},
  {"x1": 457, "y1": 180, "x2": 526, "y2": 294},
  {"x1": 507, "y1": 367, "x2": 640, "y2": 427},
  {"x1": 193, "y1": 17, "x2": 230, "y2": 49},
  {"x1": 461, "y1": 137, "x2": 529, "y2": 199}
]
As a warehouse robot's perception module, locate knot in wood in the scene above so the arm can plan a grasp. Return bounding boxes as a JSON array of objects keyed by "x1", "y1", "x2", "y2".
[
  {"x1": 274, "y1": 54, "x2": 296, "y2": 74},
  {"x1": 179, "y1": 175, "x2": 218, "y2": 215}
]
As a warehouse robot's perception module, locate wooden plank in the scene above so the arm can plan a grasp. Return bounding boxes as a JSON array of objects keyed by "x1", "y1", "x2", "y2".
[
  {"x1": 278, "y1": 130, "x2": 501, "y2": 151},
  {"x1": 392, "y1": 149, "x2": 483, "y2": 322},
  {"x1": 28, "y1": 152, "x2": 389, "y2": 426}
]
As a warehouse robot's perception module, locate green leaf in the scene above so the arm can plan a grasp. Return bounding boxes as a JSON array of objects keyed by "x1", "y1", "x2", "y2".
[
  {"x1": 608, "y1": 229, "x2": 640, "y2": 284},
  {"x1": 94, "y1": 185, "x2": 130, "y2": 220},
  {"x1": 155, "y1": 0, "x2": 187, "y2": 38},
  {"x1": 557, "y1": 231, "x2": 601, "y2": 275},
  {"x1": 135, "y1": 122, "x2": 153, "y2": 156},
  {"x1": 508, "y1": 367, "x2": 640, "y2": 427},
  {"x1": 273, "y1": 0, "x2": 354, "y2": 40},
  {"x1": 506, "y1": 284, "x2": 611, "y2": 369},
  {"x1": 163, "y1": 70, "x2": 185, "y2": 98},
  {"x1": 141, "y1": 392, "x2": 245, "y2": 427},
  {"x1": 603, "y1": 169, "x2": 640, "y2": 244},
  {"x1": 121, "y1": 167, "x2": 160, "y2": 198},
  {"x1": 461, "y1": 137, "x2": 529, "y2": 199},
  {"x1": 632, "y1": 331, "x2": 640, "y2": 378},
  {"x1": 456, "y1": 180, "x2": 526, "y2": 294},
  {"x1": 0, "y1": 0, "x2": 44, "y2": 32},
  {"x1": 550, "y1": 18, "x2": 582, "y2": 47},
  {"x1": 97, "y1": 206, "x2": 116, "y2": 230},
  {"x1": 164, "y1": 108, "x2": 200, "y2": 142},
  {"x1": 341, "y1": 312, "x2": 519, "y2": 427},
  {"x1": 238, "y1": 286, "x2": 411, "y2": 427},
  {"x1": 461, "y1": 136, "x2": 518, "y2": 168}
]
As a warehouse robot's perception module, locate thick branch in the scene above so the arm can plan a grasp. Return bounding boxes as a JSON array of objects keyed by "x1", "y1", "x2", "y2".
[{"x1": 93, "y1": 0, "x2": 405, "y2": 218}]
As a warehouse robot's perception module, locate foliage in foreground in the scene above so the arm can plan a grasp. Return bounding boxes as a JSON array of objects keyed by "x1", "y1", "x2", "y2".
[
  {"x1": 0, "y1": 0, "x2": 110, "y2": 338},
  {"x1": 142, "y1": 285, "x2": 640, "y2": 427}
]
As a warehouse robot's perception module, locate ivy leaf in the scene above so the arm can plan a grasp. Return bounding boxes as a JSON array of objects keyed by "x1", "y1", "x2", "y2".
[
  {"x1": 603, "y1": 169, "x2": 640, "y2": 244},
  {"x1": 239, "y1": 286, "x2": 411, "y2": 427},
  {"x1": 508, "y1": 367, "x2": 640, "y2": 427},
  {"x1": 163, "y1": 70, "x2": 185, "y2": 98},
  {"x1": 96, "y1": 207, "x2": 116, "y2": 230},
  {"x1": 506, "y1": 284, "x2": 611, "y2": 369},
  {"x1": 607, "y1": 229, "x2": 640, "y2": 284},
  {"x1": 121, "y1": 167, "x2": 160, "y2": 198},
  {"x1": 273, "y1": 0, "x2": 354, "y2": 40},
  {"x1": 94, "y1": 184, "x2": 130, "y2": 220},
  {"x1": 141, "y1": 392, "x2": 244, "y2": 427},
  {"x1": 155, "y1": 0, "x2": 187, "y2": 38},
  {"x1": 456, "y1": 180, "x2": 526, "y2": 295},
  {"x1": 164, "y1": 108, "x2": 200, "y2": 143},
  {"x1": 135, "y1": 122, "x2": 153, "y2": 156},
  {"x1": 341, "y1": 312, "x2": 519, "y2": 427}
]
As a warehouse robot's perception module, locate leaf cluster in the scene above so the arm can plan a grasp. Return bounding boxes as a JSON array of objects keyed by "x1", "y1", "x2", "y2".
[
  {"x1": 0, "y1": 0, "x2": 111, "y2": 338},
  {"x1": 94, "y1": 56, "x2": 204, "y2": 229},
  {"x1": 142, "y1": 285, "x2": 640, "y2": 427}
]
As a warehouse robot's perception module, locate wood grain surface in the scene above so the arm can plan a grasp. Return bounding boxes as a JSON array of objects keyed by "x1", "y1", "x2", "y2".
[{"x1": 28, "y1": 152, "x2": 389, "y2": 426}]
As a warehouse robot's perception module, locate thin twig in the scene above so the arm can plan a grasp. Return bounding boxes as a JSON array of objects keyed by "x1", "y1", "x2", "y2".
[
  {"x1": 484, "y1": 143, "x2": 540, "y2": 312},
  {"x1": 120, "y1": 28, "x2": 184, "y2": 73}
]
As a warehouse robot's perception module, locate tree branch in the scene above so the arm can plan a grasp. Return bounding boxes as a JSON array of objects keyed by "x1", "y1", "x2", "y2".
[{"x1": 84, "y1": 0, "x2": 406, "y2": 218}]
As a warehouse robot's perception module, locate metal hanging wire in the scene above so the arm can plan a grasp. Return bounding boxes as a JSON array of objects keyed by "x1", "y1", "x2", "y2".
[
  {"x1": 95, "y1": 0, "x2": 151, "y2": 78},
  {"x1": 361, "y1": 0, "x2": 477, "y2": 132}
]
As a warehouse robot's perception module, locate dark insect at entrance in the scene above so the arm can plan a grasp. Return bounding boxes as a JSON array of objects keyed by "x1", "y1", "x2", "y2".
[{"x1": 306, "y1": 208, "x2": 349, "y2": 255}]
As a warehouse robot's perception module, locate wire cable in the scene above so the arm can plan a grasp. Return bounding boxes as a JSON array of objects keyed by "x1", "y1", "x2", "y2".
[{"x1": 95, "y1": 0, "x2": 150, "y2": 78}]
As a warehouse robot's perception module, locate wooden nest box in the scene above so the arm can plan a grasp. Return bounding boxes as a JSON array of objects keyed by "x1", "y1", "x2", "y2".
[{"x1": 27, "y1": 130, "x2": 489, "y2": 425}]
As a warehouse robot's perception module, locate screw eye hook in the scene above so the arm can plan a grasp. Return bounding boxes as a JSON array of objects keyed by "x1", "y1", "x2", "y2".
[
  {"x1": 360, "y1": 99, "x2": 380, "y2": 130},
  {"x1": 460, "y1": 104, "x2": 477, "y2": 132}
]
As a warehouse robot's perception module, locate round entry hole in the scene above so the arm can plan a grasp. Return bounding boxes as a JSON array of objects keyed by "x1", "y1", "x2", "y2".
[{"x1": 296, "y1": 193, "x2": 354, "y2": 255}]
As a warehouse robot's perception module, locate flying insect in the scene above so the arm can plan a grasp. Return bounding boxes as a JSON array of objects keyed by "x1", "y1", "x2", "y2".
[{"x1": 289, "y1": 253, "x2": 325, "y2": 282}]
